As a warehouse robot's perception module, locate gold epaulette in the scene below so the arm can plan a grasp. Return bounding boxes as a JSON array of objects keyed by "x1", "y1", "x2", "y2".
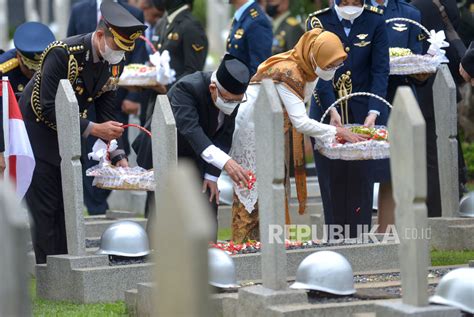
[
  {"x1": 307, "y1": 7, "x2": 331, "y2": 18},
  {"x1": 0, "y1": 58, "x2": 19, "y2": 74},
  {"x1": 286, "y1": 16, "x2": 300, "y2": 27},
  {"x1": 31, "y1": 41, "x2": 81, "y2": 130},
  {"x1": 305, "y1": 8, "x2": 330, "y2": 31},
  {"x1": 68, "y1": 44, "x2": 85, "y2": 54},
  {"x1": 364, "y1": 4, "x2": 384, "y2": 14},
  {"x1": 250, "y1": 8, "x2": 259, "y2": 19}
]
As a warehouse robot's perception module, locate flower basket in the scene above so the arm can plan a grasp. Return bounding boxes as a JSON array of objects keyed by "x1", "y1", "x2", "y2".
[
  {"x1": 315, "y1": 92, "x2": 392, "y2": 161},
  {"x1": 86, "y1": 124, "x2": 155, "y2": 191},
  {"x1": 387, "y1": 18, "x2": 448, "y2": 75},
  {"x1": 118, "y1": 64, "x2": 159, "y2": 87}
]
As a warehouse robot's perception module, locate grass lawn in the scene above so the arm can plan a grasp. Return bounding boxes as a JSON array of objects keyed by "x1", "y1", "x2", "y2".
[
  {"x1": 31, "y1": 279, "x2": 127, "y2": 317},
  {"x1": 430, "y1": 249, "x2": 474, "y2": 266}
]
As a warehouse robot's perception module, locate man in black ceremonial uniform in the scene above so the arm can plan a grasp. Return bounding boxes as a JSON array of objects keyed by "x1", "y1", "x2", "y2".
[
  {"x1": 134, "y1": 54, "x2": 251, "y2": 238},
  {"x1": 152, "y1": 0, "x2": 208, "y2": 83},
  {"x1": 142, "y1": 0, "x2": 208, "y2": 131},
  {"x1": 19, "y1": 1, "x2": 147, "y2": 264}
]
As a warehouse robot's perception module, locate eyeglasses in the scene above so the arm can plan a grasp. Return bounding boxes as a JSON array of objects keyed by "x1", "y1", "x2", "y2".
[{"x1": 217, "y1": 87, "x2": 247, "y2": 104}]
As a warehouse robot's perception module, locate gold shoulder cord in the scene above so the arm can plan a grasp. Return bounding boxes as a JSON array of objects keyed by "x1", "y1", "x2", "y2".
[
  {"x1": 30, "y1": 41, "x2": 79, "y2": 130},
  {"x1": 0, "y1": 58, "x2": 20, "y2": 74},
  {"x1": 334, "y1": 74, "x2": 352, "y2": 125}
]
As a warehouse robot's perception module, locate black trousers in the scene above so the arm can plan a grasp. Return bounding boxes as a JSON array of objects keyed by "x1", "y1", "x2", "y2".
[
  {"x1": 328, "y1": 160, "x2": 373, "y2": 238},
  {"x1": 312, "y1": 149, "x2": 334, "y2": 224},
  {"x1": 25, "y1": 159, "x2": 67, "y2": 264},
  {"x1": 425, "y1": 118, "x2": 442, "y2": 217}
]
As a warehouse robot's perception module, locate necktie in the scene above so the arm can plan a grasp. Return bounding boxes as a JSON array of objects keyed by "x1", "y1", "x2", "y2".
[
  {"x1": 341, "y1": 19, "x2": 352, "y2": 29},
  {"x1": 378, "y1": 4, "x2": 386, "y2": 11}
]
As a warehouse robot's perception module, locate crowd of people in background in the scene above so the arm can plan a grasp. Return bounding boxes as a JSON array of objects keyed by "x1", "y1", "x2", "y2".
[{"x1": 0, "y1": 0, "x2": 473, "y2": 263}]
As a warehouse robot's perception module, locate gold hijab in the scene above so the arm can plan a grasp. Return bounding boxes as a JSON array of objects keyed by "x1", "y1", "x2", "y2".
[
  {"x1": 250, "y1": 29, "x2": 347, "y2": 218},
  {"x1": 255, "y1": 28, "x2": 347, "y2": 82}
]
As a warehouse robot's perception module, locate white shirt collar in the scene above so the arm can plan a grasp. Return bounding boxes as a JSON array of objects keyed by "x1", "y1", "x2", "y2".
[
  {"x1": 234, "y1": 0, "x2": 255, "y2": 22},
  {"x1": 167, "y1": 5, "x2": 190, "y2": 24}
]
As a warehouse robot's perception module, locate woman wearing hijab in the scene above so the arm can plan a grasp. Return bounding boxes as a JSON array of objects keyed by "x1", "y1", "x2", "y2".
[{"x1": 230, "y1": 28, "x2": 368, "y2": 243}]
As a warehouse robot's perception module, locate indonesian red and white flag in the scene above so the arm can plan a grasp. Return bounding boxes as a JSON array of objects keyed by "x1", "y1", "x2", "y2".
[{"x1": 1, "y1": 79, "x2": 35, "y2": 199}]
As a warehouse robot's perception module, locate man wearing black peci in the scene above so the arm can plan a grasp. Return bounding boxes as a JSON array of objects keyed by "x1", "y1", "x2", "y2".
[{"x1": 134, "y1": 54, "x2": 252, "y2": 238}]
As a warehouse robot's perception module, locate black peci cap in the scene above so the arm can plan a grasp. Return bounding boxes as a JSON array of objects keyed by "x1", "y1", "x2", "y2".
[
  {"x1": 216, "y1": 54, "x2": 251, "y2": 95},
  {"x1": 100, "y1": 0, "x2": 147, "y2": 52}
]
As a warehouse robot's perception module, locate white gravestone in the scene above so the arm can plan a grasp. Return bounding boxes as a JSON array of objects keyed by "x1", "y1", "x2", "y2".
[
  {"x1": 154, "y1": 162, "x2": 213, "y2": 317},
  {"x1": 151, "y1": 95, "x2": 178, "y2": 207},
  {"x1": 55, "y1": 79, "x2": 86, "y2": 256},
  {"x1": 389, "y1": 87, "x2": 430, "y2": 306},
  {"x1": 254, "y1": 79, "x2": 287, "y2": 291},
  {"x1": 0, "y1": 181, "x2": 31, "y2": 316},
  {"x1": 433, "y1": 64, "x2": 459, "y2": 217}
]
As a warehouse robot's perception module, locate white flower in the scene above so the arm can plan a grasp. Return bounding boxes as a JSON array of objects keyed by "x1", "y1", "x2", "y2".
[
  {"x1": 149, "y1": 50, "x2": 176, "y2": 85},
  {"x1": 427, "y1": 30, "x2": 450, "y2": 57}
]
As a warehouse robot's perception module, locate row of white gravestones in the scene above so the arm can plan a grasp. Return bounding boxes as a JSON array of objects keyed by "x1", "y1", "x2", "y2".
[
  {"x1": 433, "y1": 64, "x2": 459, "y2": 218},
  {"x1": 55, "y1": 79, "x2": 213, "y2": 315}
]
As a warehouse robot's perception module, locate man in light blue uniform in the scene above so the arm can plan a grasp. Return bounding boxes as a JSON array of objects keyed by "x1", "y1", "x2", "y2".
[
  {"x1": 307, "y1": 0, "x2": 389, "y2": 237},
  {"x1": 227, "y1": 0, "x2": 273, "y2": 75}
]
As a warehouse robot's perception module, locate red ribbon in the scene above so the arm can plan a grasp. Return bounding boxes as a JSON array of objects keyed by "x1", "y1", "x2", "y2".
[{"x1": 106, "y1": 123, "x2": 151, "y2": 161}]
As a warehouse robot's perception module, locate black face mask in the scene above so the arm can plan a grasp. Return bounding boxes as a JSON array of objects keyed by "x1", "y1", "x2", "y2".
[{"x1": 265, "y1": 4, "x2": 279, "y2": 17}]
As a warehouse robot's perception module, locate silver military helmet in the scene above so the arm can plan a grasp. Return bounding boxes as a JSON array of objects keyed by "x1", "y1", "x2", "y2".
[
  {"x1": 290, "y1": 251, "x2": 356, "y2": 295},
  {"x1": 97, "y1": 220, "x2": 151, "y2": 257},
  {"x1": 458, "y1": 192, "x2": 474, "y2": 218},
  {"x1": 217, "y1": 171, "x2": 234, "y2": 205},
  {"x1": 429, "y1": 268, "x2": 474, "y2": 314},
  {"x1": 208, "y1": 248, "x2": 239, "y2": 289}
]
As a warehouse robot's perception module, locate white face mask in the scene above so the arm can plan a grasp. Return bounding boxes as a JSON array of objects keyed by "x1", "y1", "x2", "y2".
[
  {"x1": 214, "y1": 94, "x2": 239, "y2": 115},
  {"x1": 316, "y1": 67, "x2": 337, "y2": 81},
  {"x1": 100, "y1": 37, "x2": 125, "y2": 64},
  {"x1": 335, "y1": 4, "x2": 364, "y2": 21}
]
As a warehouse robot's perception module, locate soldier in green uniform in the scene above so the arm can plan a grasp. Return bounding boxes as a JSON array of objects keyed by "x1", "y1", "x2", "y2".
[
  {"x1": 265, "y1": 0, "x2": 304, "y2": 55},
  {"x1": 19, "y1": 1, "x2": 147, "y2": 264}
]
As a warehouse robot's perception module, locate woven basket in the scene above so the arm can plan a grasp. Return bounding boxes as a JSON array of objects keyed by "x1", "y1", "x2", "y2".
[
  {"x1": 315, "y1": 92, "x2": 392, "y2": 161},
  {"x1": 88, "y1": 124, "x2": 155, "y2": 191},
  {"x1": 386, "y1": 18, "x2": 442, "y2": 75}
]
